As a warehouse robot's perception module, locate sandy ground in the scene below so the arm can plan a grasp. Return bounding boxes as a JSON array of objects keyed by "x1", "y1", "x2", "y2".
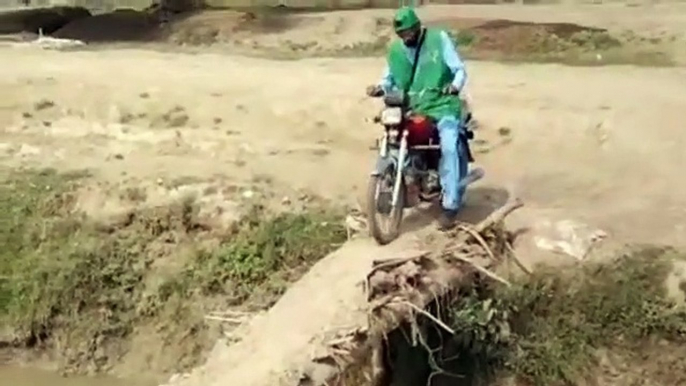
[
  {"x1": 2, "y1": 4, "x2": 686, "y2": 385},
  {"x1": 2, "y1": 47, "x2": 686, "y2": 247},
  {"x1": 2, "y1": 44, "x2": 686, "y2": 385},
  {"x1": 162, "y1": 4, "x2": 686, "y2": 61}
]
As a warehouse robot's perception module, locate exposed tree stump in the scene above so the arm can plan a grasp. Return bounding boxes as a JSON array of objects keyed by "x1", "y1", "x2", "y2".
[{"x1": 297, "y1": 198, "x2": 524, "y2": 386}]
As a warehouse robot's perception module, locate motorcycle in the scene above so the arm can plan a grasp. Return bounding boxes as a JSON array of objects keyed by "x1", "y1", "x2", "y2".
[{"x1": 366, "y1": 89, "x2": 484, "y2": 245}]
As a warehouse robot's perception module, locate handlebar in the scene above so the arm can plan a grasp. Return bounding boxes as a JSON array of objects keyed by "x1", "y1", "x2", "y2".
[{"x1": 367, "y1": 86, "x2": 459, "y2": 98}]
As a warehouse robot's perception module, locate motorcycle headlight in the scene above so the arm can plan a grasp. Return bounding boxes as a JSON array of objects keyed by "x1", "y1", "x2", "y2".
[{"x1": 380, "y1": 107, "x2": 402, "y2": 126}]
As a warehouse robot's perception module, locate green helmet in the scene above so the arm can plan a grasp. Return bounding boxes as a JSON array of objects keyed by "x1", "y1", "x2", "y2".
[{"x1": 393, "y1": 6, "x2": 421, "y2": 32}]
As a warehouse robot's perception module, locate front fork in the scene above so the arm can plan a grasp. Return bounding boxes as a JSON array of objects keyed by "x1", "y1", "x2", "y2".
[
  {"x1": 372, "y1": 131, "x2": 407, "y2": 211},
  {"x1": 390, "y1": 132, "x2": 408, "y2": 210},
  {"x1": 373, "y1": 129, "x2": 484, "y2": 210}
]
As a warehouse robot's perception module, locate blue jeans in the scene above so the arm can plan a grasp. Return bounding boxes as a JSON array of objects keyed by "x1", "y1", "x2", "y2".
[{"x1": 437, "y1": 116, "x2": 469, "y2": 211}]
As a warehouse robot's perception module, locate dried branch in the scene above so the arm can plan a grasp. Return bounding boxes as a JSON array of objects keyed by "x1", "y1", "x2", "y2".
[
  {"x1": 473, "y1": 198, "x2": 524, "y2": 234},
  {"x1": 505, "y1": 241, "x2": 532, "y2": 275},
  {"x1": 204, "y1": 315, "x2": 245, "y2": 324},
  {"x1": 457, "y1": 224, "x2": 497, "y2": 261},
  {"x1": 394, "y1": 300, "x2": 455, "y2": 335},
  {"x1": 451, "y1": 255, "x2": 512, "y2": 287},
  {"x1": 297, "y1": 197, "x2": 524, "y2": 386}
]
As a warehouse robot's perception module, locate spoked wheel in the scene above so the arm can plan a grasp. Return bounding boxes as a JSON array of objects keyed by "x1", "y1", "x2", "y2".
[{"x1": 366, "y1": 168, "x2": 405, "y2": 245}]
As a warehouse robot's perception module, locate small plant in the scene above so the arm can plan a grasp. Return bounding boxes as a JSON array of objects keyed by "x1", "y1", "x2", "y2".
[
  {"x1": 570, "y1": 30, "x2": 622, "y2": 51},
  {"x1": 449, "y1": 29, "x2": 477, "y2": 48},
  {"x1": 438, "y1": 246, "x2": 686, "y2": 386},
  {"x1": 179, "y1": 206, "x2": 346, "y2": 305}
]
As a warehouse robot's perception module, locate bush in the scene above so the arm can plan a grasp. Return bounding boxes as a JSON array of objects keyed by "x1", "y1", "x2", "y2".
[{"x1": 439, "y1": 247, "x2": 686, "y2": 386}]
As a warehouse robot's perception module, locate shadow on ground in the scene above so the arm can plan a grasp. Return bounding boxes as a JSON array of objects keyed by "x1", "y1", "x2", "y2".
[{"x1": 402, "y1": 185, "x2": 510, "y2": 233}]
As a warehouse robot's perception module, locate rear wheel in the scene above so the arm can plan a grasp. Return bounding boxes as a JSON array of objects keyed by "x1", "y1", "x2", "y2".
[{"x1": 366, "y1": 168, "x2": 405, "y2": 245}]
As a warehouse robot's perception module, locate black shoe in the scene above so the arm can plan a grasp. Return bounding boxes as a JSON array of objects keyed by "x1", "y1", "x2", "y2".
[{"x1": 438, "y1": 209, "x2": 459, "y2": 231}]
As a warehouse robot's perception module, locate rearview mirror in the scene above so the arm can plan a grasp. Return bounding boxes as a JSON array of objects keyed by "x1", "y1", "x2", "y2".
[{"x1": 383, "y1": 91, "x2": 404, "y2": 107}]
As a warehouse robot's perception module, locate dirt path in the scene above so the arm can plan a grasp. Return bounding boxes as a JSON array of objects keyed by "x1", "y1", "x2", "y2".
[
  {"x1": 162, "y1": 234, "x2": 424, "y2": 386},
  {"x1": 1, "y1": 47, "x2": 685, "y2": 246}
]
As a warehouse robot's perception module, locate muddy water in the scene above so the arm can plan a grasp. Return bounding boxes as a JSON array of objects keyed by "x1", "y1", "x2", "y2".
[{"x1": 0, "y1": 366, "x2": 154, "y2": 386}]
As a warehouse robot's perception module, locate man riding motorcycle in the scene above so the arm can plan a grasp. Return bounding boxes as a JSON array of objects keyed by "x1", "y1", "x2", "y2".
[{"x1": 366, "y1": 6, "x2": 470, "y2": 230}]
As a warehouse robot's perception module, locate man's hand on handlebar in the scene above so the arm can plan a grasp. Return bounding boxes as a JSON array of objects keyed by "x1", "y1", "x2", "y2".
[
  {"x1": 442, "y1": 84, "x2": 460, "y2": 96},
  {"x1": 366, "y1": 84, "x2": 457, "y2": 97},
  {"x1": 366, "y1": 85, "x2": 384, "y2": 98}
]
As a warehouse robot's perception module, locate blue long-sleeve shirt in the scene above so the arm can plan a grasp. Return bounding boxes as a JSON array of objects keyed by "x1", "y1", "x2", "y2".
[{"x1": 379, "y1": 30, "x2": 467, "y2": 93}]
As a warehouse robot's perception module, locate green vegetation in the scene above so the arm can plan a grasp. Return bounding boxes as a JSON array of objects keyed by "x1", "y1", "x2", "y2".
[
  {"x1": 440, "y1": 247, "x2": 686, "y2": 385},
  {"x1": 4, "y1": 167, "x2": 686, "y2": 384},
  {"x1": 0, "y1": 168, "x2": 346, "y2": 373},
  {"x1": 305, "y1": 24, "x2": 673, "y2": 66},
  {"x1": 449, "y1": 29, "x2": 477, "y2": 48},
  {"x1": 161, "y1": 205, "x2": 346, "y2": 309},
  {"x1": 446, "y1": 26, "x2": 673, "y2": 67}
]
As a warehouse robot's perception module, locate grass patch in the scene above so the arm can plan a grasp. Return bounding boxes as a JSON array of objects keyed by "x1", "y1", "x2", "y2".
[
  {"x1": 269, "y1": 29, "x2": 673, "y2": 66},
  {"x1": 502, "y1": 247, "x2": 686, "y2": 384},
  {"x1": 448, "y1": 25, "x2": 674, "y2": 67},
  {"x1": 449, "y1": 29, "x2": 478, "y2": 48},
  {"x1": 436, "y1": 246, "x2": 686, "y2": 386},
  {"x1": 0, "y1": 168, "x2": 346, "y2": 374},
  {"x1": 159, "y1": 206, "x2": 346, "y2": 309}
]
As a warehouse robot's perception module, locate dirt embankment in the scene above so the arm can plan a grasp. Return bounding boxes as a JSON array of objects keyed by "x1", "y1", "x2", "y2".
[
  {"x1": 4, "y1": 167, "x2": 686, "y2": 386},
  {"x1": 0, "y1": 168, "x2": 347, "y2": 381},
  {"x1": 362, "y1": 247, "x2": 686, "y2": 386},
  {"x1": 0, "y1": 6, "x2": 91, "y2": 35},
  {"x1": 74, "y1": 9, "x2": 678, "y2": 65},
  {"x1": 2, "y1": 5, "x2": 679, "y2": 65}
]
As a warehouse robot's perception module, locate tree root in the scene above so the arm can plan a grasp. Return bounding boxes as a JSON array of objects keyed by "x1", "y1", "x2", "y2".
[{"x1": 297, "y1": 198, "x2": 523, "y2": 386}]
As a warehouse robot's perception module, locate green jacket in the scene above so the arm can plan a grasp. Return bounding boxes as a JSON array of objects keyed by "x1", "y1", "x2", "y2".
[{"x1": 386, "y1": 28, "x2": 462, "y2": 120}]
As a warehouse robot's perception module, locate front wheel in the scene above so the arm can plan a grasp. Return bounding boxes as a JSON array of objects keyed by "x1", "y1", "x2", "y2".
[{"x1": 366, "y1": 171, "x2": 405, "y2": 245}]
